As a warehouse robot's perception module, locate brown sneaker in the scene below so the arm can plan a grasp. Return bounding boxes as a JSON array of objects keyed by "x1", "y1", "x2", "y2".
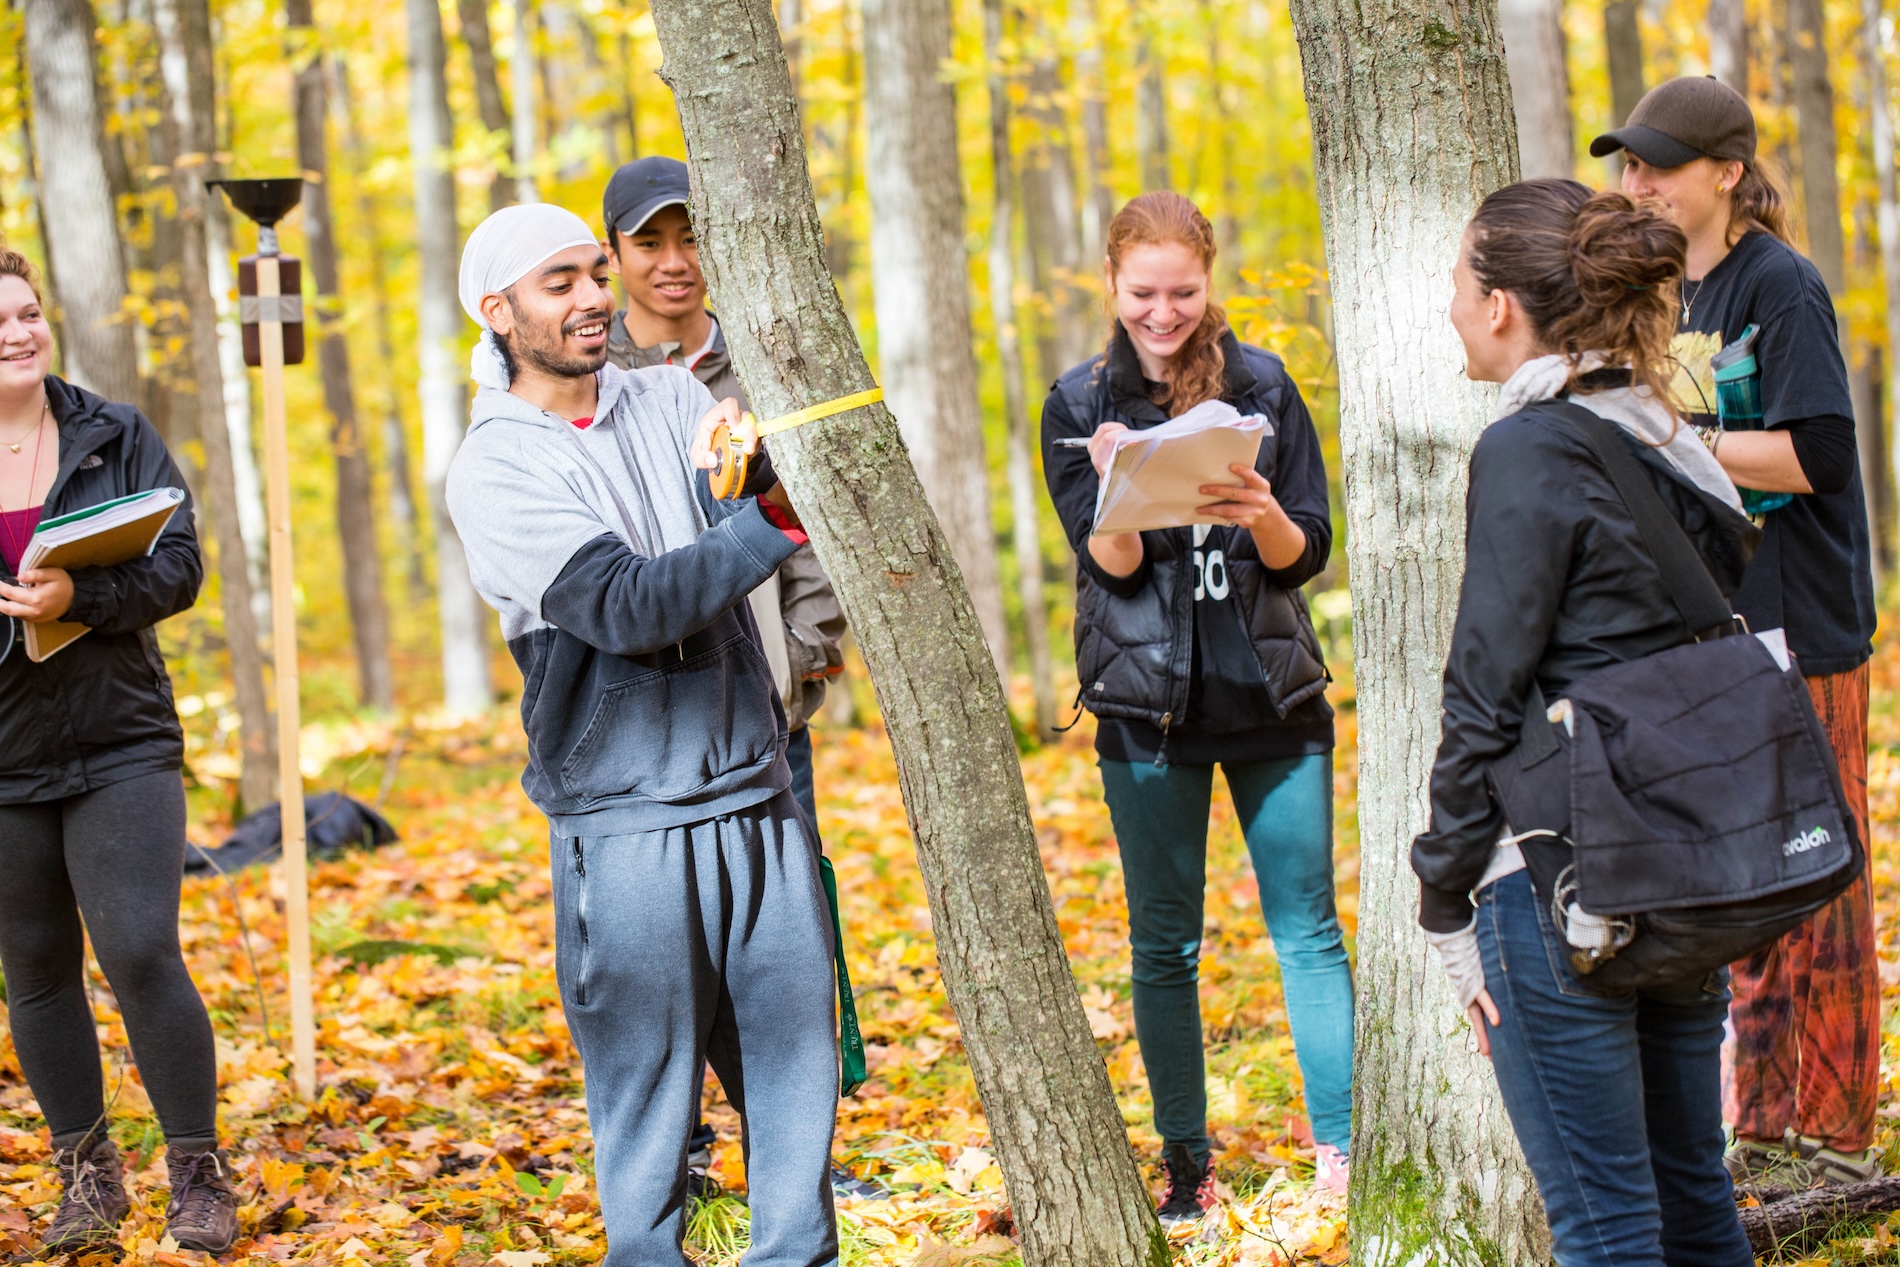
[
  {"x1": 165, "y1": 1147, "x2": 239, "y2": 1254},
  {"x1": 43, "y1": 1135, "x2": 130, "y2": 1252}
]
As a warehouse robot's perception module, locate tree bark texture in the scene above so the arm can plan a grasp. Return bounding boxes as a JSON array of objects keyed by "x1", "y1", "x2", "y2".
[
  {"x1": 1070, "y1": 0, "x2": 1116, "y2": 266},
  {"x1": 153, "y1": 0, "x2": 278, "y2": 814},
  {"x1": 646, "y1": 4, "x2": 1166, "y2": 1263},
  {"x1": 860, "y1": 0, "x2": 1011, "y2": 684},
  {"x1": 1498, "y1": 0, "x2": 1573, "y2": 179},
  {"x1": 1136, "y1": 21, "x2": 1169, "y2": 191},
  {"x1": 1709, "y1": 0, "x2": 1748, "y2": 93},
  {"x1": 985, "y1": 0, "x2": 1058, "y2": 741},
  {"x1": 512, "y1": 0, "x2": 539, "y2": 203},
  {"x1": 289, "y1": 0, "x2": 396, "y2": 710},
  {"x1": 1022, "y1": 55, "x2": 1097, "y2": 381},
  {"x1": 23, "y1": 0, "x2": 139, "y2": 405},
  {"x1": 1285, "y1": 0, "x2": 1550, "y2": 1259},
  {"x1": 1738, "y1": 1176, "x2": 1900, "y2": 1253},
  {"x1": 1866, "y1": 0, "x2": 1900, "y2": 571},
  {"x1": 408, "y1": 0, "x2": 496, "y2": 714},
  {"x1": 457, "y1": 0, "x2": 515, "y2": 215},
  {"x1": 1604, "y1": 0, "x2": 1644, "y2": 126}
]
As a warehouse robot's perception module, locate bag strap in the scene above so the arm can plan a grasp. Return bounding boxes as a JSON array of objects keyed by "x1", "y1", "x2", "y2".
[{"x1": 1527, "y1": 400, "x2": 1737, "y2": 639}]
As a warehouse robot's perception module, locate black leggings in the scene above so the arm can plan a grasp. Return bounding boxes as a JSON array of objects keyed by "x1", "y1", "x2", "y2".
[{"x1": 0, "y1": 770, "x2": 217, "y2": 1149}]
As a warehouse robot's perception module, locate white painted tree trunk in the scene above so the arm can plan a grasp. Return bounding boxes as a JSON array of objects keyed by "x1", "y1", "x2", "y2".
[
  {"x1": 1498, "y1": 0, "x2": 1573, "y2": 179},
  {"x1": 24, "y1": 0, "x2": 139, "y2": 405},
  {"x1": 1285, "y1": 0, "x2": 1550, "y2": 1259},
  {"x1": 1709, "y1": 0, "x2": 1748, "y2": 93},
  {"x1": 1866, "y1": 0, "x2": 1900, "y2": 571},
  {"x1": 861, "y1": 0, "x2": 1011, "y2": 683},
  {"x1": 409, "y1": 0, "x2": 495, "y2": 715}
]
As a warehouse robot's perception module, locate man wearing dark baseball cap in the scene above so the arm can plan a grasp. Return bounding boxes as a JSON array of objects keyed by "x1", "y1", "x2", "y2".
[{"x1": 1597, "y1": 79, "x2": 1882, "y2": 1189}]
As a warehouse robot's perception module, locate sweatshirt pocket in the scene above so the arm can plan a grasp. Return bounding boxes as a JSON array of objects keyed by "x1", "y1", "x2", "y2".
[{"x1": 559, "y1": 633, "x2": 781, "y2": 805}]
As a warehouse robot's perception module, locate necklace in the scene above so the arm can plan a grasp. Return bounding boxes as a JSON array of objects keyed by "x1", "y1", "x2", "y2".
[
  {"x1": 1680, "y1": 277, "x2": 1706, "y2": 325},
  {"x1": 0, "y1": 397, "x2": 47, "y2": 454},
  {"x1": 0, "y1": 412, "x2": 46, "y2": 568}
]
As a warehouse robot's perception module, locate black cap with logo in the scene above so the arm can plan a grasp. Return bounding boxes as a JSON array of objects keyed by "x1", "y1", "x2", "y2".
[
  {"x1": 1589, "y1": 76, "x2": 1757, "y2": 169},
  {"x1": 603, "y1": 156, "x2": 691, "y2": 237}
]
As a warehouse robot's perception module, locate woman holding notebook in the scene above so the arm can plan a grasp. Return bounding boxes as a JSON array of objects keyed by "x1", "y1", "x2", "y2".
[
  {"x1": 1040, "y1": 193, "x2": 1353, "y2": 1217},
  {"x1": 0, "y1": 249, "x2": 238, "y2": 1254}
]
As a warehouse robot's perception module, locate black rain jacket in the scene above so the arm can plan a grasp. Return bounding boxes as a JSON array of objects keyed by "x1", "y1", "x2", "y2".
[
  {"x1": 1411, "y1": 399, "x2": 1759, "y2": 932},
  {"x1": 0, "y1": 376, "x2": 202, "y2": 803},
  {"x1": 1040, "y1": 326, "x2": 1332, "y2": 737}
]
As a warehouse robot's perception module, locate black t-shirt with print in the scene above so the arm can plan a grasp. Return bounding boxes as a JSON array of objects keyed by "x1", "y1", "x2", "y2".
[{"x1": 1673, "y1": 231, "x2": 1874, "y2": 676}]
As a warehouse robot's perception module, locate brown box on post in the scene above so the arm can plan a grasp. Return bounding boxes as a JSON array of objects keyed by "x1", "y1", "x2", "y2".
[{"x1": 236, "y1": 256, "x2": 307, "y2": 367}]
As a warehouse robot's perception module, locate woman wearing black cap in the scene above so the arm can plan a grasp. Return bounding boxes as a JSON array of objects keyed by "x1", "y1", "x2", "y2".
[{"x1": 1593, "y1": 77, "x2": 1880, "y2": 1186}]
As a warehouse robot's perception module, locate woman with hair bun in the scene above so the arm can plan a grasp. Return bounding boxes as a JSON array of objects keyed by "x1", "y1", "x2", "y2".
[
  {"x1": 1597, "y1": 77, "x2": 1880, "y2": 1188},
  {"x1": 1041, "y1": 192, "x2": 1354, "y2": 1219},
  {"x1": 1416, "y1": 181, "x2": 1756, "y2": 1262}
]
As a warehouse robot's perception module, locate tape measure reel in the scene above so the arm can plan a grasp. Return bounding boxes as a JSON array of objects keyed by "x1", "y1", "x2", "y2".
[{"x1": 707, "y1": 416, "x2": 756, "y2": 502}]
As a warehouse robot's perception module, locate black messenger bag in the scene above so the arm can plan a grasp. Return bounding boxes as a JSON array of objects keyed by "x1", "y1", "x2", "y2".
[{"x1": 1486, "y1": 402, "x2": 1861, "y2": 992}]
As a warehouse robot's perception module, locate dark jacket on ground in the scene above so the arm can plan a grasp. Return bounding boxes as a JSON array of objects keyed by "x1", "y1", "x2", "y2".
[
  {"x1": 1411, "y1": 401, "x2": 1759, "y2": 933},
  {"x1": 0, "y1": 375, "x2": 201, "y2": 803},
  {"x1": 1041, "y1": 326, "x2": 1332, "y2": 752}
]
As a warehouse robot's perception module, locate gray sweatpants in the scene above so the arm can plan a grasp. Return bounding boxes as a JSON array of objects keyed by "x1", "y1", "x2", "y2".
[{"x1": 551, "y1": 790, "x2": 840, "y2": 1267}]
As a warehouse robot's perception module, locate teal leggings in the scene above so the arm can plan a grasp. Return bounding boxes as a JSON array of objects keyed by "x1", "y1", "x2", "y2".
[{"x1": 1099, "y1": 753, "x2": 1354, "y2": 1155}]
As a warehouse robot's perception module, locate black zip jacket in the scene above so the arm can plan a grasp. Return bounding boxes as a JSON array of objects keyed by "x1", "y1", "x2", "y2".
[
  {"x1": 0, "y1": 376, "x2": 202, "y2": 803},
  {"x1": 1412, "y1": 401, "x2": 1759, "y2": 932},
  {"x1": 1040, "y1": 327, "x2": 1331, "y2": 742}
]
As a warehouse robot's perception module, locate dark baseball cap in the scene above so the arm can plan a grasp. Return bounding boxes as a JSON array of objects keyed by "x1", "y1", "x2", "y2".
[
  {"x1": 603, "y1": 156, "x2": 690, "y2": 237},
  {"x1": 1590, "y1": 76, "x2": 1757, "y2": 168}
]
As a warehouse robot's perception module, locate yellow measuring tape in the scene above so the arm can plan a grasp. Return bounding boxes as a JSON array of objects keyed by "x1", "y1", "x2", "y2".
[{"x1": 709, "y1": 386, "x2": 883, "y2": 500}]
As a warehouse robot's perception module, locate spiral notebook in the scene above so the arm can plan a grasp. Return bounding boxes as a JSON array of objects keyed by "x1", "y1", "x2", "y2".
[{"x1": 19, "y1": 487, "x2": 185, "y2": 661}]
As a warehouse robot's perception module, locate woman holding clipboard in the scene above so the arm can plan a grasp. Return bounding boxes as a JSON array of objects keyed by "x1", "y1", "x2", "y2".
[
  {"x1": 0, "y1": 250, "x2": 237, "y2": 1252},
  {"x1": 1040, "y1": 193, "x2": 1353, "y2": 1219}
]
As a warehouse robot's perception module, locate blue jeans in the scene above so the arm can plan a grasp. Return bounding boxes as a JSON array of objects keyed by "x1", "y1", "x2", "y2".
[
  {"x1": 1100, "y1": 753, "x2": 1354, "y2": 1154},
  {"x1": 1477, "y1": 871, "x2": 1752, "y2": 1266}
]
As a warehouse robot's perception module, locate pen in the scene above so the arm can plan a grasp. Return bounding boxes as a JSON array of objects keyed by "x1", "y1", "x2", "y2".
[{"x1": 1052, "y1": 437, "x2": 1092, "y2": 447}]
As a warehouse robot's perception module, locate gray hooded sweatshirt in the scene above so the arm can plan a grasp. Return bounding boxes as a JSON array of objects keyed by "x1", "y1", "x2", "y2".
[{"x1": 446, "y1": 362, "x2": 800, "y2": 836}]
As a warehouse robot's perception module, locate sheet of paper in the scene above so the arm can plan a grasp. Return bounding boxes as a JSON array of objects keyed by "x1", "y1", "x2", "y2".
[{"x1": 1092, "y1": 400, "x2": 1271, "y2": 535}]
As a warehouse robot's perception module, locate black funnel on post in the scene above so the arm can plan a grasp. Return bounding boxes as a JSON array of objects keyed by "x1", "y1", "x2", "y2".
[{"x1": 206, "y1": 178, "x2": 303, "y2": 254}]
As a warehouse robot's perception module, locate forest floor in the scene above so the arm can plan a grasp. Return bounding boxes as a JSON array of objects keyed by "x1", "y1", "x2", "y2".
[{"x1": 2, "y1": 634, "x2": 1899, "y2": 1266}]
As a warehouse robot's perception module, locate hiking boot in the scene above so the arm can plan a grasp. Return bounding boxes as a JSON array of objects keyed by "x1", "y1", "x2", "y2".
[
  {"x1": 1314, "y1": 1143, "x2": 1350, "y2": 1196},
  {"x1": 1724, "y1": 1133, "x2": 1801, "y2": 1185},
  {"x1": 42, "y1": 1135, "x2": 129, "y2": 1252},
  {"x1": 165, "y1": 1147, "x2": 239, "y2": 1254},
  {"x1": 1156, "y1": 1145, "x2": 1217, "y2": 1226},
  {"x1": 686, "y1": 1142, "x2": 720, "y2": 1202},
  {"x1": 1787, "y1": 1131, "x2": 1883, "y2": 1186}
]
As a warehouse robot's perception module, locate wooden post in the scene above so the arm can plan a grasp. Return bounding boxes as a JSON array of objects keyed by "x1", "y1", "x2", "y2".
[{"x1": 256, "y1": 252, "x2": 314, "y2": 1098}]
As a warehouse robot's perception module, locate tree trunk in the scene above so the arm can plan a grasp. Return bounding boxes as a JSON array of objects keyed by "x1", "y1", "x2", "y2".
[
  {"x1": 1866, "y1": 0, "x2": 1900, "y2": 572},
  {"x1": 408, "y1": 0, "x2": 495, "y2": 714},
  {"x1": 1135, "y1": 16, "x2": 1169, "y2": 191},
  {"x1": 153, "y1": 0, "x2": 278, "y2": 814},
  {"x1": 1738, "y1": 1176, "x2": 1900, "y2": 1253},
  {"x1": 1022, "y1": 55, "x2": 1095, "y2": 381},
  {"x1": 860, "y1": 0, "x2": 1011, "y2": 684},
  {"x1": 457, "y1": 0, "x2": 515, "y2": 215},
  {"x1": 1070, "y1": 0, "x2": 1116, "y2": 265},
  {"x1": 1603, "y1": 0, "x2": 1644, "y2": 181},
  {"x1": 647, "y1": 4, "x2": 1164, "y2": 1262},
  {"x1": 1286, "y1": 0, "x2": 1549, "y2": 1258},
  {"x1": 1499, "y1": 0, "x2": 1573, "y2": 179},
  {"x1": 23, "y1": 0, "x2": 139, "y2": 404},
  {"x1": 512, "y1": 0, "x2": 539, "y2": 203},
  {"x1": 289, "y1": 0, "x2": 396, "y2": 710},
  {"x1": 985, "y1": 0, "x2": 1057, "y2": 741},
  {"x1": 1709, "y1": 0, "x2": 1748, "y2": 92}
]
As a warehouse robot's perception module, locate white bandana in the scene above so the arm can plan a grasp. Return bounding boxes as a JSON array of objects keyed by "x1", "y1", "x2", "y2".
[{"x1": 457, "y1": 204, "x2": 601, "y2": 391}]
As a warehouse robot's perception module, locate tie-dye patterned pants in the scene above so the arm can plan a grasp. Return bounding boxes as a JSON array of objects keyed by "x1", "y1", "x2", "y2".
[{"x1": 1726, "y1": 663, "x2": 1878, "y2": 1153}]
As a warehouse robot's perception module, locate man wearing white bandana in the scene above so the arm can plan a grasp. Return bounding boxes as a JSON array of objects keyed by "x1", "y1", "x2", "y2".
[{"x1": 446, "y1": 204, "x2": 841, "y2": 1267}]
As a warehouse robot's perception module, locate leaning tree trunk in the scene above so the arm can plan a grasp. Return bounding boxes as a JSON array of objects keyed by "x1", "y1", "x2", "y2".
[
  {"x1": 408, "y1": 0, "x2": 495, "y2": 714},
  {"x1": 289, "y1": 0, "x2": 395, "y2": 710},
  {"x1": 648, "y1": 4, "x2": 1163, "y2": 1263},
  {"x1": 1498, "y1": 0, "x2": 1573, "y2": 179},
  {"x1": 457, "y1": 0, "x2": 515, "y2": 215},
  {"x1": 1709, "y1": 0, "x2": 1748, "y2": 93},
  {"x1": 23, "y1": 0, "x2": 139, "y2": 404},
  {"x1": 860, "y1": 0, "x2": 1011, "y2": 685},
  {"x1": 984, "y1": 0, "x2": 1058, "y2": 741},
  {"x1": 153, "y1": 0, "x2": 278, "y2": 814},
  {"x1": 1866, "y1": 0, "x2": 1900, "y2": 570},
  {"x1": 1286, "y1": 0, "x2": 1549, "y2": 1259}
]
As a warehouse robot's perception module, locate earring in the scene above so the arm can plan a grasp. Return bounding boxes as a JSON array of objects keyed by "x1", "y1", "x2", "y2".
[{"x1": 1716, "y1": 184, "x2": 1727, "y2": 193}]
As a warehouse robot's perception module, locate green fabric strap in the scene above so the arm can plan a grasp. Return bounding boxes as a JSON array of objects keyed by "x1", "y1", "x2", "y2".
[{"x1": 818, "y1": 856, "x2": 867, "y2": 1096}]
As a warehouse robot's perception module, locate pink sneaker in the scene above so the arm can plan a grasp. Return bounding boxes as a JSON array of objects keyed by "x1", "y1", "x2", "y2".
[{"x1": 1314, "y1": 1143, "x2": 1350, "y2": 1195}]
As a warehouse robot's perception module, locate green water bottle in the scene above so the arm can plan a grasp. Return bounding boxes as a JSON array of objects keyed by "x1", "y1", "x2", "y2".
[{"x1": 1711, "y1": 324, "x2": 1791, "y2": 515}]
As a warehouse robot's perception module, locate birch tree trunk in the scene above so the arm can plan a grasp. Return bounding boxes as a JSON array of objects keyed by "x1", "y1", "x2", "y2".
[
  {"x1": 23, "y1": 0, "x2": 139, "y2": 404},
  {"x1": 985, "y1": 0, "x2": 1057, "y2": 741},
  {"x1": 511, "y1": 0, "x2": 539, "y2": 203},
  {"x1": 457, "y1": 0, "x2": 515, "y2": 215},
  {"x1": 1285, "y1": 0, "x2": 1550, "y2": 1258},
  {"x1": 1071, "y1": 0, "x2": 1116, "y2": 265},
  {"x1": 289, "y1": 0, "x2": 396, "y2": 710},
  {"x1": 206, "y1": 192, "x2": 270, "y2": 621},
  {"x1": 409, "y1": 0, "x2": 495, "y2": 714},
  {"x1": 648, "y1": 4, "x2": 1164, "y2": 1262},
  {"x1": 153, "y1": 0, "x2": 278, "y2": 814},
  {"x1": 860, "y1": 0, "x2": 1011, "y2": 684},
  {"x1": 1865, "y1": 0, "x2": 1900, "y2": 570},
  {"x1": 1709, "y1": 0, "x2": 1748, "y2": 93},
  {"x1": 1498, "y1": 0, "x2": 1573, "y2": 179}
]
